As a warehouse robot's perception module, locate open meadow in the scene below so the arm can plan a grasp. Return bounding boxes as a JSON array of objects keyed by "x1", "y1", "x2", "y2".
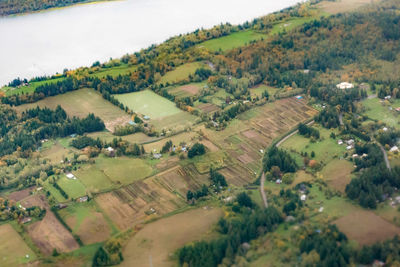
[
  {"x1": 362, "y1": 97, "x2": 400, "y2": 129},
  {"x1": 198, "y1": 30, "x2": 266, "y2": 51},
  {"x1": 158, "y1": 62, "x2": 206, "y2": 85},
  {"x1": 120, "y1": 207, "x2": 222, "y2": 267},
  {"x1": 114, "y1": 90, "x2": 198, "y2": 131},
  {"x1": 14, "y1": 88, "x2": 130, "y2": 132},
  {"x1": 58, "y1": 201, "x2": 116, "y2": 244},
  {"x1": 0, "y1": 224, "x2": 36, "y2": 266},
  {"x1": 1, "y1": 76, "x2": 65, "y2": 96}
]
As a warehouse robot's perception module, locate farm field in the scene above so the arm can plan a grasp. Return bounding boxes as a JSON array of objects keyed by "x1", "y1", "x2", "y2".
[
  {"x1": 74, "y1": 155, "x2": 154, "y2": 192},
  {"x1": 1, "y1": 76, "x2": 65, "y2": 96},
  {"x1": 120, "y1": 207, "x2": 222, "y2": 267},
  {"x1": 362, "y1": 98, "x2": 400, "y2": 129},
  {"x1": 204, "y1": 98, "x2": 318, "y2": 170},
  {"x1": 14, "y1": 88, "x2": 130, "y2": 132},
  {"x1": 114, "y1": 90, "x2": 198, "y2": 131},
  {"x1": 57, "y1": 176, "x2": 87, "y2": 199},
  {"x1": 58, "y1": 201, "x2": 115, "y2": 244},
  {"x1": 321, "y1": 159, "x2": 353, "y2": 192},
  {"x1": 88, "y1": 64, "x2": 137, "y2": 78},
  {"x1": 40, "y1": 141, "x2": 75, "y2": 164},
  {"x1": 280, "y1": 125, "x2": 345, "y2": 165},
  {"x1": 250, "y1": 84, "x2": 281, "y2": 98},
  {"x1": 333, "y1": 210, "x2": 400, "y2": 245},
  {"x1": 159, "y1": 62, "x2": 206, "y2": 85},
  {"x1": 317, "y1": 0, "x2": 382, "y2": 14},
  {"x1": 0, "y1": 224, "x2": 36, "y2": 266},
  {"x1": 87, "y1": 131, "x2": 158, "y2": 144},
  {"x1": 167, "y1": 82, "x2": 206, "y2": 98},
  {"x1": 198, "y1": 30, "x2": 266, "y2": 51}
]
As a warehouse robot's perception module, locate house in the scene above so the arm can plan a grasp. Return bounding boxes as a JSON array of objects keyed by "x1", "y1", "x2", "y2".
[
  {"x1": 384, "y1": 95, "x2": 391, "y2": 100},
  {"x1": 319, "y1": 207, "x2": 324, "y2": 212},
  {"x1": 276, "y1": 179, "x2": 282, "y2": 184},
  {"x1": 70, "y1": 133, "x2": 77, "y2": 138},
  {"x1": 153, "y1": 153, "x2": 162, "y2": 159},
  {"x1": 352, "y1": 154, "x2": 359, "y2": 158},
  {"x1": 295, "y1": 95, "x2": 303, "y2": 100},
  {"x1": 383, "y1": 127, "x2": 388, "y2": 132},
  {"x1": 57, "y1": 204, "x2": 68, "y2": 209},
  {"x1": 346, "y1": 139, "x2": 354, "y2": 145},
  {"x1": 362, "y1": 153, "x2": 368, "y2": 158},
  {"x1": 106, "y1": 147, "x2": 114, "y2": 152},
  {"x1": 66, "y1": 173, "x2": 75, "y2": 179},
  {"x1": 128, "y1": 120, "x2": 137, "y2": 126},
  {"x1": 390, "y1": 146, "x2": 399, "y2": 153},
  {"x1": 336, "y1": 82, "x2": 354, "y2": 89},
  {"x1": 300, "y1": 194, "x2": 307, "y2": 201},
  {"x1": 337, "y1": 139, "x2": 343, "y2": 145},
  {"x1": 143, "y1": 115, "x2": 150, "y2": 120},
  {"x1": 346, "y1": 145, "x2": 353, "y2": 150},
  {"x1": 78, "y1": 196, "x2": 88, "y2": 202},
  {"x1": 20, "y1": 217, "x2": 32, "y2": 224}
]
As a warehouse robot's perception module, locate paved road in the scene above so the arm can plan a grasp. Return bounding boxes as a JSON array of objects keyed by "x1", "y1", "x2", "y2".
[{"x1": 260, "y1": 172, "x2": 268, "y2": 208}]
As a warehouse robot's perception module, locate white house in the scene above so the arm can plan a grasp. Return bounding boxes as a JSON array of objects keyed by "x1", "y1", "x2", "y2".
[
  {"x1": 346, "y1": 145, "x2": 353, "y2": 150},
  {"x1": 390, "y1": 146, "x2": 399, "y2": 153},
  {"x1": 336, "y1": 82, "x2": 354, "y2": 89},
  {"x1": 301, "y1": 194, "x2": 307, "y2": 201},
  {"x1": 66, "y1": 173, "x2": 75, "y2": 179},
  {"x1": 338, "y1": 140, "x2": 343, "y2": 145}
]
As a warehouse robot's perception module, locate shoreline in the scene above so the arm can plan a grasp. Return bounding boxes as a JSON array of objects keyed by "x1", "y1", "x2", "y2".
[{"x1": 0, "y1": 0, "x2": 121, "y2": 18}]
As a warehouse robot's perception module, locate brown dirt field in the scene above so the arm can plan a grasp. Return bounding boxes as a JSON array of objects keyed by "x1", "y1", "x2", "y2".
[
  {"x1": 197, "y1": 103, "x2": 221, "y2": 114},
  {"x1": 179, "y1": 84, "x2": 201, "y2": 95},
  {"x1": 95, "y1": 176, "x2": 187, "y2": 230},
  {"x1": 40, "y1": 143, "x2": 72, "y2": 163},
  {"x1": 20, "y1": 194, "x2": 48, "y2": 209},
  {"x1": 292, "y1": 171, "x2": 314, "y2": 187},
  {"x1": 27, "y1": 210, "x2": 79, "y2": 255},
  {"x1": 322, "y1": 159, "x2": 353, "y2": 192},
  {"x1": 66, "y1": 212, "x2": 110, "y2": 244},
  {"x1": 8, "y1": 186, "x2": 35, "y2": 202},
  {"x1": 237, "y1": 153, "x2": 254, "y2": 164},
  {"x1": 120, "y1": 207, "x2": 222, "y2": 267},
  {"x1": 318, "y1": 0, "x2": 381, "y2": 14},
  {"x1": 200, "y1": 139, "x2": 219, "y2": 152},
  {"x1": 333, "y1": 210, "x2": 400, "y2": 245}
]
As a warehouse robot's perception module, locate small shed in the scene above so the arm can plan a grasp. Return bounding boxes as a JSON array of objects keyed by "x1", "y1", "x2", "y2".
[{"x1": 66, "y1": 173, "x2": 75, "y2": 179}]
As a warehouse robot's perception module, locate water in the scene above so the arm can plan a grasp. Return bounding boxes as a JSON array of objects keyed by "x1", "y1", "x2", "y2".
[{"x1": 0, "y1": 0, "x2": 302, "y2": 86}]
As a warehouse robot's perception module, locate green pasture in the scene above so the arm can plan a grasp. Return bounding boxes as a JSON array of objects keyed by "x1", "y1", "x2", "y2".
[
  {"x1": 362, "y1": 98, "x2": 400, "y2": 129},
  {"x1": 199, "y1": 30, "x2": 266, "y2": 51},
  {"x1": 89, "y1": 64, "x2": 137, "y2": 78},
  {"x1": 114, "y1": 90, "x2": 181, "y2": 119},
  {"x1": 159, "y1": 62, "x2": 205, "y2": 85},
  {"x1": 280, "y1": 126, "x2": 345, "y2": 165},
  {"x1": 1, "y1": 76, "x2": 65, "y2": 96}
]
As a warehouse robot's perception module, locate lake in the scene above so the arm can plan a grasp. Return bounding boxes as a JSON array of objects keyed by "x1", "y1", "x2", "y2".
[{"x1": 0, "y1": 0, "x2": 302, "y2": 86}]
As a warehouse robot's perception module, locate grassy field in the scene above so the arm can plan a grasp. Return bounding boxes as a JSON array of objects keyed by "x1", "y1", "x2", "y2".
[
  {"x1": 114, "y1": 90, "x2": 181, "y2": 119},
  {"x1": 74, "y1": 155, "x2": 153, "y2": 192},
  {"x1": 159, "y1": 62, "x2": 205, "y2": 85},
  {"x1": 199, "y1": 30, "x2": 266, "y2": 51},
  {"x1": 317, "y1": 0, "x2": 382, "y2": 14},
  {"x1": 250, "y1": 84, "x2": 281, "y2": 98},
  {"x1": 280, "y1": 125, "x2": 345, "y2": 165},
  {"x1": 362, "y1": 98, "x2": 400, "y2": 129},
  {"x1": 14, "y1": 88, "x2": 130, "y2": 131},
  {"x1": 87, "y1": 131, "x2": 157, "y2": 144},
  {"x1": 204, "y1": 89, "x2": 234, "y2": 107},
  {"x1": 59, "y1": 201, "x2": 116, "y2": 244},
  {"x1": 168, "y1": 82, "x2": 206, "y2": 98},
  {"x1": 1, "y1": 76, "x2": 65, "y2": 96},
  {"x1": 0, "y1": 224, "x2": 36, "y2": 266},
  {"x1": 120, "y1": 207, "x2": 222, "y2": 267},
  {"x1": 44, "y1": 179, "x2": 67, "y2": 202},
  {"x1": 89, "y1": 64, "x2": 137, "y2": 78},
  {"x1": 114, "y1": 90, "x2": 198, "y2": 131},
  {"x1": 58, "y1": 176, "x2": 87, "y2": 199},
  {"x1": 321, "y1": 159, "x2": 353, "y2": 192}
]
